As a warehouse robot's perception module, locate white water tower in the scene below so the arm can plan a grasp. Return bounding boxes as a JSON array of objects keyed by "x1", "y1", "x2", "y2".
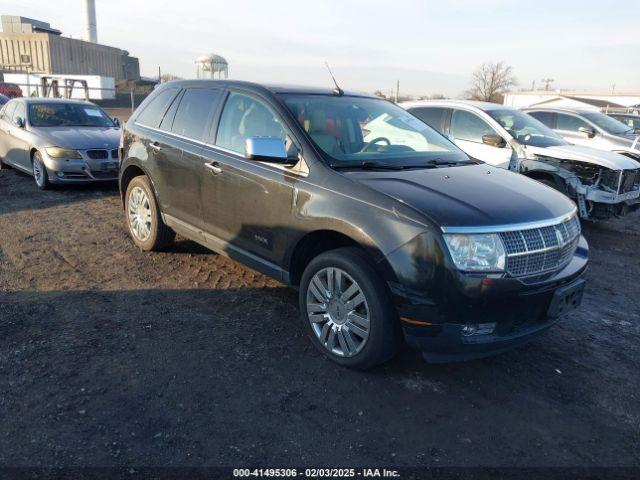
[{"x1": 195, "y1": 54, "x2": 228, "y2": 79}]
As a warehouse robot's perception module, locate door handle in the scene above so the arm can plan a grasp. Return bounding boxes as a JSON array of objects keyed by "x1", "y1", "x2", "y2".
[
  {"x1": 205, "y1": 162, "x2": 223, "y2": 175},
  {"x1": 149, "y1": 142, "x2": 161, "y2": 151}
]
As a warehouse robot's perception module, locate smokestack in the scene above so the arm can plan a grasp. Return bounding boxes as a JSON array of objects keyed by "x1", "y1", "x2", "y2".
[{"x1": 83, "y1": 0, "x2": 98, "y2": 43}]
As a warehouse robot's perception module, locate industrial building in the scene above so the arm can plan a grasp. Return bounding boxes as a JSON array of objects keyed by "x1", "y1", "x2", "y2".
[{"x1": 0, "y1": 14, "x2": 140, "y2": 82}]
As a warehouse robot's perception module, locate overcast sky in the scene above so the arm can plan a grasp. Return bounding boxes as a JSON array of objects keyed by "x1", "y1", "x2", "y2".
[{"x1": 6, "y1": 0, "x2": 640, "y2": 96}]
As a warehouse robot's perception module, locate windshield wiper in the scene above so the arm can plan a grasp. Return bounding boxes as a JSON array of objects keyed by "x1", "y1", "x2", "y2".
[{"x1": 332, "y1": 159, "x2": 477, "y2": 170}]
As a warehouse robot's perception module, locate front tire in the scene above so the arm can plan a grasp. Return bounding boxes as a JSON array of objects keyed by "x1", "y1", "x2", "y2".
[
  {"x1": 125, "y1": 175, "x2": 175, "y2": 251},
  {"x1": 299, "y1": 247, "x2": 402, "y2": 369},
  {"x1": 32, "y1": 151, "x2": 50, "y2": 190}
]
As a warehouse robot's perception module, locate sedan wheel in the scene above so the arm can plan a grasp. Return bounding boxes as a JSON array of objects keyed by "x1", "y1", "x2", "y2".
[
  {"x1": 127, "y1": 186, "x2": 153, "y2": 242},
  {"x1": 32, "y1": 152, "x2": 49, "y2": 190}
]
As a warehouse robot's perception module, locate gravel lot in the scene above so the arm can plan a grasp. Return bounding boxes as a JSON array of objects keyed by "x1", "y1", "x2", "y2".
[{"x1": 0, "y1": 167, "x2": 639, "y2": 468}]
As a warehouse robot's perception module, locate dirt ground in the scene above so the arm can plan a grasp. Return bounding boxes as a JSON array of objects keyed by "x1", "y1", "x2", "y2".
[{"x1": 0, "y1": 167, "x2": 639, "y2": 468}]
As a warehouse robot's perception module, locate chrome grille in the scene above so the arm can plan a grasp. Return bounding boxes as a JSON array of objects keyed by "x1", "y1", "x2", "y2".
[{"x1": 499, "y1": 215, "x2": 581, "y2": 278}]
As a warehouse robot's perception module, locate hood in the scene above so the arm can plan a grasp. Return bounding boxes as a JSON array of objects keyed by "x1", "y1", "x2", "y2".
[
  {"x1": 342, "y1": 164, "x2": 576, "y2": 229},
  {"x1": 34, "y1": 126, "x2": 121, "y2": 150},
  {"x1": 525, "y1": 144, "x2": 640, "y2": 170}
]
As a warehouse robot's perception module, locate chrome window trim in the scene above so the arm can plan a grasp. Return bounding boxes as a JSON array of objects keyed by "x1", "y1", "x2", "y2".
[
  {"x1": 133, "y1": 122, "x2": 308, "y2": 177},
  {"x1": 440, "y1": 208, "x2": 578, "y2": 234}
]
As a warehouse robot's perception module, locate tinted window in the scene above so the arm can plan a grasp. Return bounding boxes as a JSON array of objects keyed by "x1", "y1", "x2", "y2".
[
  {"x1": 171, "y1": 88, "x2": 222, "y2": 140},
  {"x1": 528, "y1": 111, "x2": 555, "y2": 128},
  {"x1": 158, "y1": 90, "x2": 183, "y2": 131},
  {"x1": 556, "y1": 114, "x2": 589, "y2": 132},
  {"x1": 450, "y1": 110, "x2": 496, "y2": 143},
  {"x1": 408, "y1": 107, "x2": 448, "y2": 132},
  {"x1": 136, "y1": 88, "x2": 179, "y2": 128},
  {"x1": 216, "y1": 93, "x2": 286, "y2": 153}
]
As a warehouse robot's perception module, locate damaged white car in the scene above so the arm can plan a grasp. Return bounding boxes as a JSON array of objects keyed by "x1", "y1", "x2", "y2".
[{"x1": 402, "y1": 100, "x2": 640, "y2": 220}]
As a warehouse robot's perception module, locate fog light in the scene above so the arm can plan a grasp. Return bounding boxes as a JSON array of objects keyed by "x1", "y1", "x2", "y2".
[
  {"x1": 461, "y1": 323, "x2": 496, "y2": 336},
  {"x1": 55, "y1": 172, "x2": 65, "y2": 178},
  {"x1": 461, "y1": 325, "x2": 477, "y2": 336}
]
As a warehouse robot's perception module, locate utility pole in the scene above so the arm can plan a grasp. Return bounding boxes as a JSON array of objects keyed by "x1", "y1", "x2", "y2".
[
  {"x1": 158, "y1": 66, "x2": 162, "y2": 83},
  {"x1": 395, "y1": 80, "x2": 399, "y2": 103},
  {"x1": 541, "y1": 78, "x2": 554, "y2": 91},
  {"x1": 531, "y1": 80, "x2": 536, "y2": 91}
]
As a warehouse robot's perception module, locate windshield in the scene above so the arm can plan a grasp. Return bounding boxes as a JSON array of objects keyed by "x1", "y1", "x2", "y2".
[
  {"x1": 488, "y1": 109, "x2": 567, "y2": 147},
  {"x1": 583, "y1": 112, "x2": 632, "y2": 135},
  {"x1": 29, "y1": 103, "x2": 115, "y2": 127},
  {"x1": 281, "y1": 94, "x2": 469, "y2": 167}
]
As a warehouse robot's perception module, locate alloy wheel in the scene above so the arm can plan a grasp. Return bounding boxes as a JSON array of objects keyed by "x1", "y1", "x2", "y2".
[
  {"x1": 128, "y1": 186, "x2": 153, "y2": 242},
  {"x1": 306, "y1": 267, "x2": 370, "y2": 357},
  {"x1": 33, "y1": 158, "x2": 44, "y2": 187}
]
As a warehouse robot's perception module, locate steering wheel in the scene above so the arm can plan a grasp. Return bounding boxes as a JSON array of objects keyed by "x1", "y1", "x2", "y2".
[{"x1": 361, "y1": 137, "x2": 391, "y2": 152}]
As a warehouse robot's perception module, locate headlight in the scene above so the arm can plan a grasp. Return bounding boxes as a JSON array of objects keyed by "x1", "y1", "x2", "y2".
[
  {"x1": 443, "y1": 233, "x2": 506, "y2": 272},
  {"x1": 45, "y1": 147, "x2": 82, "y2": 159}
]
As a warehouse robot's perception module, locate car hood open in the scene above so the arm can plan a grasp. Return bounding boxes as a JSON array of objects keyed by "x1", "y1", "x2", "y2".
[
  {"x1": 342, "y1": 164, "x2": 576, "y2": 229},
  {"x1": 35, "y1": 127, "x2": 121, "y2": 150},
  {"x1": 525, "y1": 144, "x2": 640, "y2": 170}
]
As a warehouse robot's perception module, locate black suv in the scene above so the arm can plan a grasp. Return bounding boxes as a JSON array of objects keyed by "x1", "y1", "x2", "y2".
[{"x1": 119, "y1": 80, "x2": 588, "y2": 369}]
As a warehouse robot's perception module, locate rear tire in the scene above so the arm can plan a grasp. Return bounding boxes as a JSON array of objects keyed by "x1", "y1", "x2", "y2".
[
  {"x1": 32, "y1": 151, "x2": 50, "y2": 190},
  {"x1": 125, "y1": 175, "x2": 175, "y2": 251},
  {"x1": 299, "y1": 247, "x2": 402, "y2": 370},
  {"x1": 0, "y1": 156, "x2": 11, "y2": 170}
]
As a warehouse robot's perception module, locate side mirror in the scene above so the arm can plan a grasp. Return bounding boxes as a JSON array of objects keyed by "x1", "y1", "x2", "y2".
[
  {"x1": 578, "y1": 126, "x2": 596, "y2": 138},
  {"x1": 634, "y1": 127, "x2": 640, "y2": 135},
  {"x1": 245, "y1": 137, "x2": 289, "y2": 163},
  {"x1": 113, "y1": 117, "x2": 121, "y2": 127},
  {"x1": 482, "y1": 134, "x2": 507, "y2": 148},
  {"x1": 13, "y1": 116, "x2": 25, "y2": 128}
]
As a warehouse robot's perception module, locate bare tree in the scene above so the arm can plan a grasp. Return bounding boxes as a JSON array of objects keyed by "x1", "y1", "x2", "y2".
[{"x1": 464, "y1": 62, "x2": 517, "y2": 103}]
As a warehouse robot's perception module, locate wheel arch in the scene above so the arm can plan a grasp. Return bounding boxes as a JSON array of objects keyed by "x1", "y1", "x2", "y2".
[{"x1": 287, "y1": 229, "x2": 396, "y2": 287}]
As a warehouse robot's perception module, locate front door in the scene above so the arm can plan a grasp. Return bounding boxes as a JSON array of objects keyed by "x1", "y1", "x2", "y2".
[
  {"x1": 6, "y1": 102, "x2": 30, "y2": 170},
  {"x1": 449, "y1": 109, "x2": 513, "y2": 168},
  {"x1": 200, "y1": 91, "x2": 297, "y2": 270},
  {"x1": 555, "y1": 113, "x2": 596, "y2": 148}
]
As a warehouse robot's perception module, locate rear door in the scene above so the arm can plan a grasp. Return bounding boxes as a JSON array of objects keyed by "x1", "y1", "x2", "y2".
[
  {"x1": 161, "y1": 87, "x2": 224, "y2": 230},
  {"x1": 449, "y1": 109, "x2": 512, "y2": 168}
]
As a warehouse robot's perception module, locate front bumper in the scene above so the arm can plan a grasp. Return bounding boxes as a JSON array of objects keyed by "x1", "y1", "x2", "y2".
[
  {"x1": 42, "y1": 150, "x2": 119, "y2": 183},
  {"x1": 391, "y1": 236, "x2": 589, "y2": 362}
]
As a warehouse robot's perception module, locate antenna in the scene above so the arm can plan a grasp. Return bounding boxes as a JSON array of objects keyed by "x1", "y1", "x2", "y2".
[{"x1": 324, "y1": 61, "x2": 343, "y2": 96}]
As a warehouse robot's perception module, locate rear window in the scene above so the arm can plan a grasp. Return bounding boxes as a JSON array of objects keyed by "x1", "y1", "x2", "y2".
[
  {"x1": 408, "y1": 107, "x2": 449, "y2": 132},
  {"x1": 136, "y1": 88, "x2": 180, "y2": 128},
  {"x1": 528, "y1": 111, "x2": 555, "y2": 128},
  {"x1": 171, "y1": 88, "x2": 223, "y2": 140}
]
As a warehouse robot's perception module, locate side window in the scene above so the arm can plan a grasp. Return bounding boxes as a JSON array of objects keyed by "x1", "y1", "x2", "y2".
[
  {"x1": 171, "y1": 88, "x2": 223, "y2": 140},
  {"x1": 14, "y1": 103, "x2": 25, "y2": 122},
  {"x1": 3, "y1": 101, "x2": 17, "y2": 122},
  {"x1": 158, "y1": 90, "x2": 183, "y2": 132},
  {"x1": 556, "y1": 114, "x2": 589, "y2": 132},
  {"x1": 409, "y1": 107, "x2": 448, "y2": 132},
  {"x1": 215, "y1": 92, "x2": 286, "y2": 154},
  {"x1": 450, "y1": 110, "x2": 496, "y2": 143},
  {"x1": 136, "y1": 88, "x2": 179, "y2": 128},
  {"x1": 528, "y1": 111, "x2": 555, "y2": 128}
]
